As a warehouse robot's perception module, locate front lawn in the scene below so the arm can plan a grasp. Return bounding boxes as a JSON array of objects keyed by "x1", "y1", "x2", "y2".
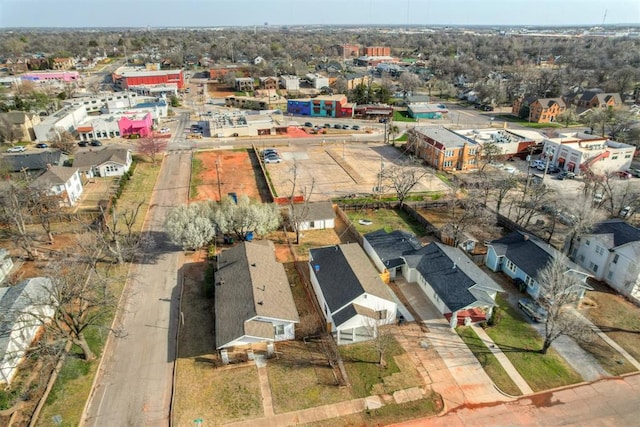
[
  {"x1": 457, "y1": 326, "x2": 522, "y2": 396},
  {"x1": 340, "y1": 335, "x2": 422, "y2": 398},
  {"x1": 485, "y1": 294, "x2": 583, "y2": 392},
  {"x1": 582, "y1": 285, "x2": 640, "y2": 363},
  {"x1": 393, "y1": 111, "x2": 417, "y2": 122},
  {"x1": 493, "y1": 114, "x2": 562, "y2": 129}
]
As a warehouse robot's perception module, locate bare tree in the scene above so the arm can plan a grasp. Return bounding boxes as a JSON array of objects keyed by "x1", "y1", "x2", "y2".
[
  {"x1": 477, "y1": 140, "x2": 504, "y2": 173},
  {"x1": 514, "y1": 182, "x2": 556, "y2": 228},
  {"x1": 0, "y1": 117, "x2": 23, "y2": 144},
  {"x1": 441, "y1": 196, "x2": 496, "y2": 247},
  {"x1": 0, "y1": 180, "x2": 39, "y2": 260},
  {"x1": 556, "y1": 106, "x2": 578, "y2": 128},
  {"x1": 137, "y1": 135, "x2": 168, "y2": 165},
  {"x1": 536, "y1": 255, "x2": 593, "y2": 355},
  {"x1": 92, "y1": 201, "x2": 145, "y2": 264},
  {"x1": 559, "y1": 194, "x2": 603, "y2": 256},
  {"x1": 379, "y1": 162, "x2": 429, "y2": 208},
  {"x1": 48, "y1": 127, "x2": 77, "y2": 153},
  {"x1": 596, "y1": 173, "x2": 640, "y2": 218},
  {"x1": 398, "y1": 72, "x2": 421, "y2": 94},
  {"x1": 285, "y1": 159, "x2": 316, "y2": 245}
]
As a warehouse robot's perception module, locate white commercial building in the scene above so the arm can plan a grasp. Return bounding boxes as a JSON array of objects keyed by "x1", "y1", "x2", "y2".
[
  {"x1": 62, "y1": 91, "x2": 141, "y2": 113},
  {"x1": 34, "y1": 104, "x2": 88, "y2": 142},
  {"x1": 305, "y1": 73, "x2": 330, "y2": 89}
]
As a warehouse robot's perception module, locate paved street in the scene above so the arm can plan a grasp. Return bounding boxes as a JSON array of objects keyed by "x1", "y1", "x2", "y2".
[{"x1": 82, "y1": 151, "x2": 191, "y2": 426}]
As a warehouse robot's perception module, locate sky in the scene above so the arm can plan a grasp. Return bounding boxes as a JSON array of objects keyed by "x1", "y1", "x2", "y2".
[{"x1": 0, "y1": 0, "x2": 638, "y2": 28}]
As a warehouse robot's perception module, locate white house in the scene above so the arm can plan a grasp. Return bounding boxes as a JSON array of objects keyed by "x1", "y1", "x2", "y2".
[
  {"x1": 279, "y1": 75, "x2": 300, "y2": 91},
  {"x1": 572, "y1": 219, "x2": 640, "y2": 303},
  {"x1": 72, "y1": 147, "x2": 133, "y2": 179},
  {"x1": 364, "y1": 229, "x2": 503, "y2": 327},
  {"x1": 0, "y1": 277, "x2": 56, "y2": 385},
  {"x1": 305, "y1": 73, "x2": 330, "y2": 90},
  {"x1": 541, "y1": 131, "x2": 635, "y2": 176},
  {"x1": 214, "y1": 240, "x2": 299, "y2": 350},
  {"x1": 290, "y1": 201, "x2": 335, "y2": 231},
  {"x1": 308, "y1": 243, "x2": 396, "y2": 345},
  {"x1": 30, "y1": 166, "x2": 84, "y2": 207}
]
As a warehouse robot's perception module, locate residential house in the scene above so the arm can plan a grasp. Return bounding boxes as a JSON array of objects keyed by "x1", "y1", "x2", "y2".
[
  {"x1": 486, "y1": 231, "x2": 591, "y2": 300},
  {"x1": 308, "y1": 243, "x2": 397, "y2": 345},
  {"x1": 214, "y1": 240, "x2": 299, "y2": 351},
  {"x1": 287, "y1": 201, "x2": 335, "y2": 231},
  {"x1": 363, "y1": 230, "x2": 503, "y2": 327},
  {"x1": 73, "y1": 147, "x2": 133, "y2": 179},
  {"x1": 51, "y1": 57, "x2": 75, "y2": 70},
  {"x1": 541, "y1": 131, "x2": 635, "y2": 176},
  {"x1": 406, "y1": 126, "x2": 479, "y2": 171},
  {"x1": 0, "y1": 277, "x2": 56, "y2": 385},
  {"x1": 30, "y1": 165, "x2": 83, "y2": 207},
  {"x1": 576, "y1": 90, "x2": 622, "y2": 111},
  {"x1": 279, "y1": 75, "x2": 300, "y2": 91},
  {"x1": 258, "y1": 76, "x2": 278, "y2": 90},
  {"x1": 3, "y1": 150, "x2": 68, "y2": 174},
  {"x1": 512, "y1": 96, "x2": 566, "y2": 123},
  {"x1": 0, "y1": 111, "x2": 41, "y2": 142},
  {"x1": 304, "y1": 73, "x2": 330, "y2": 90},
  {"x1": 234, "y1": 77, "x2": 255, "y2": 92},
  {"x1": 572, "y1": 219, "x2": 640, "y2": 302}
]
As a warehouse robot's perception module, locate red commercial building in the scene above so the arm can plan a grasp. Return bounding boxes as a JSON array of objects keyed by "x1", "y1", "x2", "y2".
[
  {"x1": 364, "y1": 46, "x2": 391, "y2": 56},
  {"x1": 339, "y1": 44, "x2": 360, "y2": 58},
  {"x1": 112, "y1": 67, "x2": 184, "y2": 90}
]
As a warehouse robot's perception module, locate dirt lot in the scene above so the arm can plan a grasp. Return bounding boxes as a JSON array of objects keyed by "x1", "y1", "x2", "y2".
[
  {"x1": 191, "y1": 150, "x2": 269, "y2": 202},
  {"x1": 265, "y1": 142, "x2": 450, "y2": 202}
]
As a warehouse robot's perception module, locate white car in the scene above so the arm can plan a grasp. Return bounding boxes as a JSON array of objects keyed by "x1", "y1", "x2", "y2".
[
  {"x1": 7, "y1": 146, "x2": 25, "y2": 153},
  {"x1": 264, "y1": 156, "x2": 281, "y2": 164},
  {"x1": 159, "y1": 127, "x2": 170, "y2": 134}
]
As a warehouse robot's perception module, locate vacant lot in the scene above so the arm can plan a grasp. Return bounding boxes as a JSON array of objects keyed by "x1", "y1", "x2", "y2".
[
  {"x1": 265, "y1": 142, "x2": 449, "y2": 202},
  {"x1": 191, "y1": 149, "x2": 268, "y2": 202}
]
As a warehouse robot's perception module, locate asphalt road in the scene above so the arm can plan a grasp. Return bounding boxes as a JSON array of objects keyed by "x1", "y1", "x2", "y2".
[{"x1": 82, "y1": 151, "x2": 191, "y2": 426}]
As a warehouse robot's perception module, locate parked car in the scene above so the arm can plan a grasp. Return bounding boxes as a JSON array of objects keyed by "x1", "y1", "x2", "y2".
[
  {"x1": 518, "y1": 298, "x2": 548, "y2": 322},
  {"x1": 615, "y1": 171, "x2": 632, "y2": 180},
  {"x1": 557, "y1": 210, "x2": 577, "y2": 225},
  {"x1": 352, "y1": 125, "x2": 360, "y2": 130},
  {"x1": 304, "y1": 122, "x2": 313, "y2": 127},
  {"x1": 556, "y1": 171, "x2": 576, "y2": 180},
  {"x1": 159, "y1": 127, "x2": 171, "y2": 134},
  {"x1": 530, "y1": 160, "x2": 545, "y2": 169},
  {"x1": 630, "y1": 169, "x2": 640, "y2": 178},
  {"x1": 263, "y1": 148, "x2": 279, "y2": 157},
  {"x1": 342, "y1": 124, "x2": 350, "y2": 129},
  {"x1": 35, "y1": 143, "x2": 48, "y2": 148},
  {"x1": 90, "y1": 139, "x2": 102, "y2": 146},
  {"x1": 7, "y1": 146, "x2": 25, "y2": 153},
  {"x1": 334, "y1": 124, "x2": 342, "y2": 129},
  {"x1": 546, "y1": 165, "x2": 561, "y2": 174},
  {"x1": 619, "y1": 206, "x2": 633, "y2": 218},
  {"x1": 264, "y1": 155, "x2": 281, "y2": 164},
  {"x1": 481, "y1": 105, "x2": 494, "y2": 111},
  {"x1": 324, "y1": 123, "x2": 331, "y2": 128},
  {"x1": 78, "y1": 141, "x2": 88, "y2": 147}
]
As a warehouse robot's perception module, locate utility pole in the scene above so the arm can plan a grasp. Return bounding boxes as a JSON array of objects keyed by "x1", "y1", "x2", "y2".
[{"x1": 215, "y1": 157, "x2": 222, "y2": 201}]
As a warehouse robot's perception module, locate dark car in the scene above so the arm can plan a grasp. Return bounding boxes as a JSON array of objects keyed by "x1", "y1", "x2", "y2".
[
  {"x1": 90, "y1": 140, "x2": 102, "y2": 146},
  {"x1": 556, "y1": 171, "x2": 576, "y2": 180},
  {"x1": 481, "y1": 105, "x2": 494, "y2": 111},
  {"x1": 546, "y1": 165, "x2": 561, "y2": 174},
  {"x1": 352, "y1": 125, "x2": 360, "y2": 130},
  {"x1": 35, "y1": 143, "x2": 48, "y2": 148},
  {"x1": 334, "y1": 124, "x2": 342, "y2": 129},
  {"x1": 378, "y1": 118, "x2": 388, "y2": 123},
  {"x1": 304, "y1": 122, "x2": 313, "y2": 127},
  {"x1": 78, "y1": 141, "x2": 88, "y2": 147}
]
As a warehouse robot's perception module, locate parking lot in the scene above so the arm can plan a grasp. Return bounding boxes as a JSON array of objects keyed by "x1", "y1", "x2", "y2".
[{"x1": 264, "y1": 141, "x2": 451, "y2": 201}]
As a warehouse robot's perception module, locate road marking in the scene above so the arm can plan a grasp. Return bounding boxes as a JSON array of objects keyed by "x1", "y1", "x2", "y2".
[{"x1": 94, "y1": 384, "x2": 109, "y2": 422}]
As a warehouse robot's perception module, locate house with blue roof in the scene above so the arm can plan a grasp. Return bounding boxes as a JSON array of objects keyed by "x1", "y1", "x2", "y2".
[
  {"x1": 308, "y1": 243, "x2": 397, "y2": 345},
  {"x1": 364, "y1": 229, "x2": 503, "y2": 328},
  {"x1": 486, "y1": 231, "x2": 591, "y2": 300},
  {"x1": 572, "y1": 219, "x2": 640, "y2": 303}
]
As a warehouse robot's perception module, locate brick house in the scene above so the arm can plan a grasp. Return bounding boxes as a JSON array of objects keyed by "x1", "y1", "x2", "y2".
[
  {"x1": 258, "y1": 76, "x2": 278, "y2": 90},
  {"x1": 234, "y1": 77, "x2": 255, "y2": 92},
  {"x1": 512, "y1": 97, "x2": 566, "y2": 123},
  {"x1": 406, "y1": 127, "x2": 479, "y2": 171}
]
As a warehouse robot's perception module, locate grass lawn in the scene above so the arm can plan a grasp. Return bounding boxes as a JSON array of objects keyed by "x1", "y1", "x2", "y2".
[
  {"x1": 393, "y1": 111, "x2": 417, "y2": 122},
  {"x1": 456, "y1": 326, "x2": 523, "y2": 396},
  {"x1": 340, "y1": 335, "x2": 422, "y2": 398},
  {"x1": 116, "y1": 158, "x2": 163, "y2": 232},
  {"x1": 190, "y1": 156, "x2": 204, "y2": 199},
  {"x1": 485, "y1": 294, "x2": 583, "y2": 392},
  {"x1": 346, "y1": 207, "x2": 429, "y2": 237},
  {"x1": 582, "y1": 286, "x2": 640, "y2": 363},
  {"x1": 493, "y1": 114, "x2": 562, "y2": 129}
]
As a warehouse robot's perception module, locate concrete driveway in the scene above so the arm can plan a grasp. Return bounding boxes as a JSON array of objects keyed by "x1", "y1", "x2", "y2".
[{"x1": 394, "y1": 278, "x2": 507, "y2": 409}]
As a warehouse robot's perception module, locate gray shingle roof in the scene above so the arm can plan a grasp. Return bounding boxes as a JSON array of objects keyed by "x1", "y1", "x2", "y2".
[
  {"x1": 309, "y1": 243, "x2": 392, "y2": 313},
  {"x1": 214, "y1": 241, "x2": 299, "y2": 349},
  {"x1": 72, "y1": 147, "x2": 130, "y2": 169},
  {"x1": 364, "y1": 229, "x2": 422, "y2": 269},
  {"x1": 589, "y1": 219, "x2": 640, "y2": 248},
  {"x1": 489, "y1": 231, "x2": 559, "y2": 279},
  {"x1": 3, "y1": 150, "x2": 67, "y2": 172},
  {"x1": 416, "y1": 243, "x2": 503, "y2": 312},
  {"x1": 30, "y1": 165, "x2": 77, "y2": 187},
  {"x1": 304, "y1": 201, "x2": 335, "y2": 222}
]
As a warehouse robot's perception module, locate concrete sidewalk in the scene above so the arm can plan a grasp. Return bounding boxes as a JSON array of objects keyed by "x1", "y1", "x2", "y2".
[{"x1": 470, "y1": 324, "x2": 534, "y2": 395}]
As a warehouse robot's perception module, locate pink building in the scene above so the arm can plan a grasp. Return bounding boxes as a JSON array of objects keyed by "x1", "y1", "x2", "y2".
[
  {"x1": 118, "y1": 113, "x2": 153, "y2": 138},
  {"x1": 21, "y1": 71, "x2": 80, "y2": 83}
]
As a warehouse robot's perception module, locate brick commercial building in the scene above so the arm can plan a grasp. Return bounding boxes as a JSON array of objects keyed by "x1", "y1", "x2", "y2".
[
  {"x1": 406, "y1": 126, "x2": 479, "y2": 171},
  {"x1": 112, "y1": 66, "x2": 184, "y2": 90},
  {"x1": 364, "y1": 46, "x2": 391, "y2": 56}
]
